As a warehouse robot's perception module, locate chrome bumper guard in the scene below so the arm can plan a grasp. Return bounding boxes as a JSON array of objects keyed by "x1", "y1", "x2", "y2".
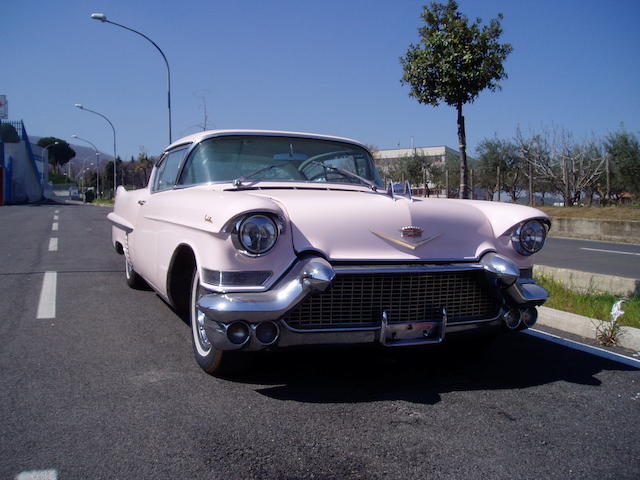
[{"x1": 198, "y1": 253, "x2": 547, "y2": 351}]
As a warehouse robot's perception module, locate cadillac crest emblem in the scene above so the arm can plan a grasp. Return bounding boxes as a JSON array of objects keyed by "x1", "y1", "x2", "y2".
[{"x1": 401, "y1": 226, "x2": 423, "y2": 238}]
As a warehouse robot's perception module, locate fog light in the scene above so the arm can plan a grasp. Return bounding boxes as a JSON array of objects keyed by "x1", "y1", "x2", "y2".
[
  {"x1": 255, "y1": 321, "x2": 279, "y2": 345},
  {"x1": 503, "y1": 309, "x2": 522, "y2": 330},
  {"x1": 227, "y1": 321, "x2": 250, "y2": 345},
  {"x1": 521, "y1": 307, "x2": 538, "y2": 328}
]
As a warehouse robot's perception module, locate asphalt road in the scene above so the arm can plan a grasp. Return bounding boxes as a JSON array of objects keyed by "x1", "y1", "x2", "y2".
[
  {"x1": 537, "y1": 237, "x2": 640, "y2": 279},
  {"x1": 1, "y1": 203, "x2": 639, "y2": 479}
]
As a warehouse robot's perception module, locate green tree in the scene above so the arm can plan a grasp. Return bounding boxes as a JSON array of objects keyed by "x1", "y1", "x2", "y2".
[
  {"x1": 476, "y1": 137, "x2": 526, "y2": 202},
  {"x1": 102, "y1": 157, "x2": 123, "y2": 196},
  {"x1": 400, "y1": 1, "x2": 512, "y2": 199},
  {"x1": 605, "y1": 129, "x2": 640, "y2": 199},
  {"x1": 430, "y1": 152, "x2": 461, "y2": 198},
  {"x1": 37, "y1": 137, "x2": 76, "y2": 172}
]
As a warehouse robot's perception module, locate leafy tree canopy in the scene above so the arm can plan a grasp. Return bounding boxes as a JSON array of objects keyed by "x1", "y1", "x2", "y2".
[
  {"x1": 400, "y1": 0, "x2": 512, "y2": 108},
  {"x1": 37, "y1": 137, "x2": 76, "y2": 168},
  {"x1": 605, "y1": 129, "x2": 640, "y2": 196}
]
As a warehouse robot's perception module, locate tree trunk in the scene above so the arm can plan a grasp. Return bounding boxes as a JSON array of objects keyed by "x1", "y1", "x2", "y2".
[{"x1": 456, "y1": 103, "x2": 469, "y2": 199}]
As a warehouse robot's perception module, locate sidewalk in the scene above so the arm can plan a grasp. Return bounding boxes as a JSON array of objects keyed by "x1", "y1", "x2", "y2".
[{"x1": 537, "y1": 306, "x2": 640, "y2": 352}]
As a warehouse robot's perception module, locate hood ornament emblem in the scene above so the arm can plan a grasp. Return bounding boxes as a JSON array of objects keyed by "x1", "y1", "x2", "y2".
[
  {"x1": 370, "y1": 229, "x2": 442, "y2": 251},
  {"x1": 401, "y1": 226, "x2": 423, "y2": 238}
]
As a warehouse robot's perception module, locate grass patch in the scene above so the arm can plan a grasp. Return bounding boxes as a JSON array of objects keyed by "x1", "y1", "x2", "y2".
[
  {"x1": 539, "y1": 205, "x2": 640, "y2": 222},
  {"x1": 535, "y1": 274, "x2": 640, "y2": 329},
  {"x1": 94, "y1": 199, "x2": 114, "y2": 206}
]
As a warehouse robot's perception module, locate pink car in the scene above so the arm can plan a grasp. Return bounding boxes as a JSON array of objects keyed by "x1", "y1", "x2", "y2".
[{"x1": 108, "y1": 130, "x2": 550, "y2": 376}]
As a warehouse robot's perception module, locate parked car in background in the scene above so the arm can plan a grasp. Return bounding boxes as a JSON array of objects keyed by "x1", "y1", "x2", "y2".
[{"x1": 108, "y1": 130, "x2": 550, "y2": 376}]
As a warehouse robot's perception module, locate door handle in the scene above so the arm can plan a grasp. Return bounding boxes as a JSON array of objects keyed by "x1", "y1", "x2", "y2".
[{"x1": 138, "y1": 200, "x2": 146, "y2": 206}]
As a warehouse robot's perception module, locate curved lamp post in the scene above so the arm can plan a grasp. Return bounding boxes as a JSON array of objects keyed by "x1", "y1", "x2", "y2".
[
  {"x1": 72, "y1": 135, "x2": 101, "y2": 198},
  {"x1": 74, "y1": 104, "x2": 117, "y2": 196},
  {"x1": 90, "y1": 12, "x2": 172, "y2": 144}
]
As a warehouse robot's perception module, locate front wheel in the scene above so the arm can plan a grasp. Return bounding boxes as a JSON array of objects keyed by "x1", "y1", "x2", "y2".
[{"x1": 190, "y1": 269, "x2": 252, "y2": 376}]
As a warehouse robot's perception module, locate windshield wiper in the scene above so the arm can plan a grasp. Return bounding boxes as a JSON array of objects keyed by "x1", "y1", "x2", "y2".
[
  {"x1": 309, "y1": 161, "x2": 378, "y2": 191},
  {"x1": 233, "y1": 162, "x2": 290, "y2": 187}
]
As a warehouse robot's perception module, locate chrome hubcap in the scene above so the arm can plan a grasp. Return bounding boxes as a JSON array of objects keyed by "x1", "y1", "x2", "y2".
[{"x1": 196, "y1": 309, "x2": 211, "y2": 348}]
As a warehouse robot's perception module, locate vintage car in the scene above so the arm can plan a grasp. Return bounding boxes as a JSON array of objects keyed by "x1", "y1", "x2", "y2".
[{"x1": 108, "y1": 130, "x2": 550, "y2": 376}]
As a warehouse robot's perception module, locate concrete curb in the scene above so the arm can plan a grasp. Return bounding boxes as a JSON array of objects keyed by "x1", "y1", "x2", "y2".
[
  {"x1": 536, "y1": 264, "x2": 640, "y2": 297},
  {"x1": 548, "y1": 216, "x2": 640, "y2": 244},
  {"x1": 537, "y1": 306, "x2": 640, "y2": 352}
]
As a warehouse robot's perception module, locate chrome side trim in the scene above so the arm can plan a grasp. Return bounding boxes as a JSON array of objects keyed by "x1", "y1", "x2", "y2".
[{"x1": 107, "y1": 212, "x2": 134, "y2": 233}]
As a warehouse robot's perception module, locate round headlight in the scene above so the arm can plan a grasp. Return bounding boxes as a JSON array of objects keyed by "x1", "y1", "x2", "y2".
[
  {"x1": 512, "y1": 220, "x2": 547, "y2": 255},
  {"x1": 238, "y1": 215, "x2": 278, "y2": 255}
]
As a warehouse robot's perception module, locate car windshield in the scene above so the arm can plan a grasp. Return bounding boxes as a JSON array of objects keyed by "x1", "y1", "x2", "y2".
[{"x1": 177, "y1": 135, "x2": 384, "y2": 188}]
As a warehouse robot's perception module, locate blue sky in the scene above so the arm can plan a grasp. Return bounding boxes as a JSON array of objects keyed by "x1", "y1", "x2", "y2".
[{"x1": 3, "y1": 0, "x2": 639, "y2": 161}]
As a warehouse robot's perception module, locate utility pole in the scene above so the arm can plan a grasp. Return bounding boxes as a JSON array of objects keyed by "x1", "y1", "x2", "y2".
[
  {"x1": 528, "y1": 163, "x2": 533, "y2": 206},
  {"x1": 496, "y1": 165, "x2": 501, "y2": 202},
  {"x1": 606, "y1": 155, "x2": 611, "y2": 204},
  {"x1": 445, "y1": 169, "x2": 449, "y2": 198}
]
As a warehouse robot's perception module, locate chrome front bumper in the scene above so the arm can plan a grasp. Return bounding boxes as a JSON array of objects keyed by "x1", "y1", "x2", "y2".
[{"x1": 196, "y1": 253, "x2": 548, "y2": 352}]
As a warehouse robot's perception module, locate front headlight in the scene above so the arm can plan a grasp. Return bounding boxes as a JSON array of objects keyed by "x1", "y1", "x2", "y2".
[
  {"x1": 237, "y1": 214, "x2": 278, "y2": 255},
  {"x1": 512, "y1": 220, "x2": 547, "y2": 256}
]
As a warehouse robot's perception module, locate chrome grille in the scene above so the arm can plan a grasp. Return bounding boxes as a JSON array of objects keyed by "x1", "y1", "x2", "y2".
[{"x1": 283, "y1": 270, "x2": 499, "y2": 330}]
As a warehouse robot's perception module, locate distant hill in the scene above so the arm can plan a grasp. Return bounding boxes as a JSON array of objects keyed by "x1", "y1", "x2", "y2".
[{"x1": 29, "y1": 136, "x2": 114, "y2": 175}]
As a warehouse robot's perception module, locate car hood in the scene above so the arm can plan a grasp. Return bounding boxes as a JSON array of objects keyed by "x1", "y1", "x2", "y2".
[{"x1": 247, "y1": 188, "x2": 545, "y2": 261}]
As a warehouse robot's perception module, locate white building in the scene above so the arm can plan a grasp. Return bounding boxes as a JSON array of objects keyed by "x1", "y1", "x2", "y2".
[{"x1": 373, "y1": 145, "x2": 461, "y2": 166}]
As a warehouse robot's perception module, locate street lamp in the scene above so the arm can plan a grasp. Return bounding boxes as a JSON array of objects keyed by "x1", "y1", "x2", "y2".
[
  {"x1": 72, "y1": 135, "x2": 101, "y2": 198},
  {"x1": 41, "y1": 141, "x2": 59, "y2": 187},
  {"x1": 90, "y1": 12, "x2": 172, "y2": 143},
  {"x1": 74, "y1": 104, "x2": 117, "y2": 197}
]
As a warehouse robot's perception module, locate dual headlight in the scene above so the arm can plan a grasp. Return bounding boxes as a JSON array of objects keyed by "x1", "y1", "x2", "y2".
[
  {"x1": 235, "y1": 214, "x2": 279, "y2": 255},
  {"x1": 511, "y1": 219, "x2": 548, "y2": 256}
]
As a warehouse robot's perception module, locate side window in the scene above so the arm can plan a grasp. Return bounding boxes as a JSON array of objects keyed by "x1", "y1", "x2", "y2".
[{"x1": 152, "y1": 148, "x2": 187, "y2": 192}]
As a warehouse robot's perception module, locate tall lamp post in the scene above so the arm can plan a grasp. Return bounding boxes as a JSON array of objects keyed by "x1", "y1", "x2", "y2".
[
  {"x1": 72, "y1": 135, "x2": 101, "y2": 198},
  {"x1": 74, "y1": 104, "x2": 117, "y2": 197},
  {"x1": 90, "y1": 12, "x2": 172, "y2": 144}
]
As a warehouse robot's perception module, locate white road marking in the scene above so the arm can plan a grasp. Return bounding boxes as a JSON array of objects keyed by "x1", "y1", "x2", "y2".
[
  {"x1": 54, "y1": 209, "x2": 59, "y2": 214},
  {"x1": 580, "y1": 247, "x2": 640, "y2": 256},
  {"x1": 53, "y1": 215, "x2": 59, "y2": 220},
  {"x1": 51, "y1": 222, "x2": 58, "y2": 231},
  {"x1": 525, "y1": 329, "x2": 640, "y2": 369},
  {"x1": 48, "y1": 238, "x2": 58, "y2": 252},
  {"x1": 36, "y1": 272, "x2": 57, "y2": 319},
  {"x1": 15, "y1": 470, "x2": 58, "y2": 480}
]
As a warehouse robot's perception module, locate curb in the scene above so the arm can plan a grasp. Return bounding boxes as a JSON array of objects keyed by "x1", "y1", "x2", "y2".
[
  {"x1": 536, "y1": 264, "x2": 640, "y2": 297},
  {"x1": 537, "y1": 306, "x2": 640, "y2": 352}
]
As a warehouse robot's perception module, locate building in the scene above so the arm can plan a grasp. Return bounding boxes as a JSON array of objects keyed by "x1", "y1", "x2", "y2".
[
  {"x1": 1, "y1": 120, "x2": 46, "y2": 204},
  {"x1": 373, "y1": 145, "x2": 469, "y2": 197},
  {"x1": 373, "y1": 145, "x2": 461, "y2": 167}
]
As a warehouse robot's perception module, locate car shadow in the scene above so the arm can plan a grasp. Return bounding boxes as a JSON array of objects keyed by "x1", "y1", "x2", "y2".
[{"x1": 235, "y1": 332, "x2": 636, "y2": 405}]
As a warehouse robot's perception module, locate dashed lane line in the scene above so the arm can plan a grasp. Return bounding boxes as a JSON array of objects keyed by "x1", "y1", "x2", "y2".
[
  {"x1": 48, "y1": 238, "x2": 58, "y2": 252},
  {"x1": 51, "y1": 222, "x2": 58, "y2": 231},
  {"x1": 580, "y1": 247, "x2": 640, "y2": 256},
  {"x1": 15, "y1": 469, "x2": 58, "y2": 480},
  {"x1": 53, "y1": 215, "x2": 59, "y2": 221},
  {"x1": 36, "y1": 272, "x2": 57, "y2": 319}
]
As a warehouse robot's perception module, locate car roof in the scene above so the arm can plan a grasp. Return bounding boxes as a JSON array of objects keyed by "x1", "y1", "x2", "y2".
[{"x1": 165, "y1": 129, "x2": 369, "y2": 152}]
